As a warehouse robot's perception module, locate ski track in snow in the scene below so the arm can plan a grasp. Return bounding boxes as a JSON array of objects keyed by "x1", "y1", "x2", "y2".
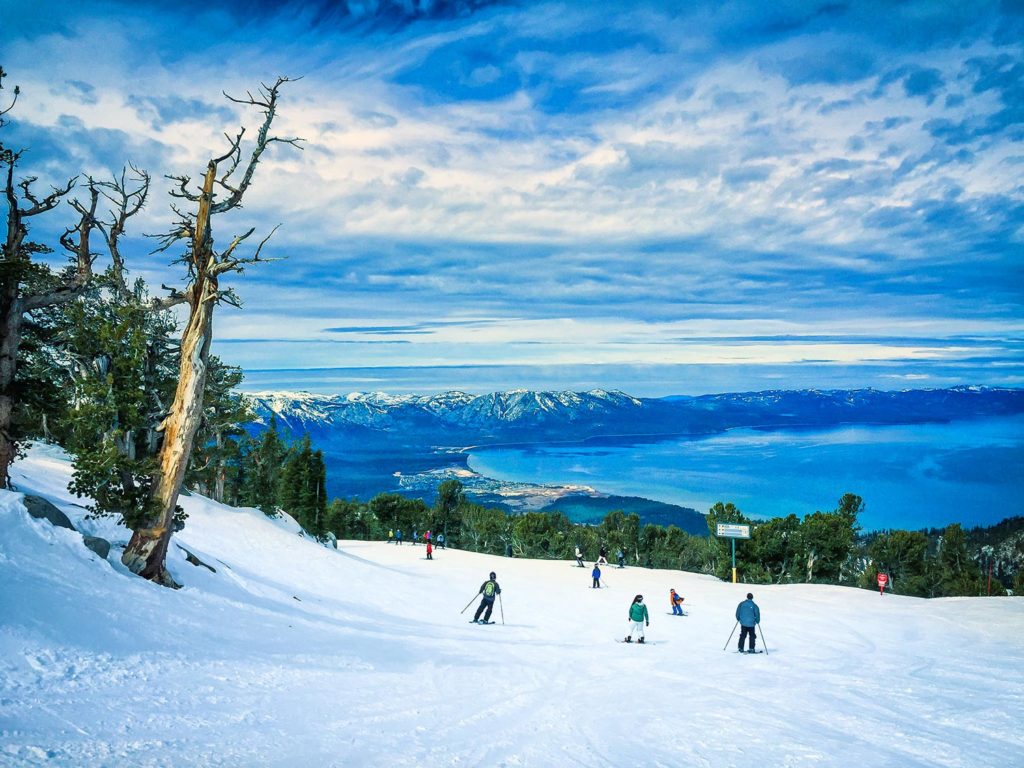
[{"x1": 2, "y1": 446, "x2": 1023, "y2": 767}]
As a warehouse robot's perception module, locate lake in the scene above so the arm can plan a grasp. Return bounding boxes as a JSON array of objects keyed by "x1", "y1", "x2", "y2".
[{"x1": 465, "y1": 416, "x2": 1024, "y2": 531}]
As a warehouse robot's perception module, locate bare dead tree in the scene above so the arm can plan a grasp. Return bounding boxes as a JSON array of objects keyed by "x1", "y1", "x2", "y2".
[
  {"x1": 0, "y1": 68, "x2": 116, "y2": 489},
  {"x1": 118, "y1": 76, "x2": 302, "y2": 587}
]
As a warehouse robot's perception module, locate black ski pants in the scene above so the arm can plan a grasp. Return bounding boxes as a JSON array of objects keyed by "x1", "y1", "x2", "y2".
[
  {"x1": 474, "y1": 597, "x2": 495, "y2": 622},
  {"x1": 738, "y1": 624, "x2": 757, "y2": 651}
]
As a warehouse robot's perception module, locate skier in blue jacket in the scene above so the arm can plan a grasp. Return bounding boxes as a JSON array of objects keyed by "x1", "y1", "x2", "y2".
[
  {"x1": 591, "y1": 563, "x2": 602, "y2": 588},
  {"x1": 735, "y1": 592, "x2": 760, "y2": 653}
]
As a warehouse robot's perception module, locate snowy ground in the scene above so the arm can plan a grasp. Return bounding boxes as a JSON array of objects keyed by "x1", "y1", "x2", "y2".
[{"x1": 2, "y1": 446, "x2": 1023, "y2": 767}]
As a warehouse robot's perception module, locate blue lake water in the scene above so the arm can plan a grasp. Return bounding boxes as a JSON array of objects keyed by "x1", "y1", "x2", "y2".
[{"x1": 465, "y1": 417, "x2": 1024, "y2": 531}]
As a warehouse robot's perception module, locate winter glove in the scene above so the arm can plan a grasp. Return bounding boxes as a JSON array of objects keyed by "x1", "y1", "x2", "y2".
[{"x1": 646, "y1": 621, "x2": 649, "y2": 626}]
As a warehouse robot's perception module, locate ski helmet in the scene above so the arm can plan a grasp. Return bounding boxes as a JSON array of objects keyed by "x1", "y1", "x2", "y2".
[
  {"x1": 634, "y1": 594, "x2": 643, "y2": 602},
  {"x1": 489, "y1": 572, "x2": 496, "y2": 579}
]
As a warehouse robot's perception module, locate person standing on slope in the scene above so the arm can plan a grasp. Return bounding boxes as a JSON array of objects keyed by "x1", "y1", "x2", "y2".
[
  {"x1": 736, "y1": 592, "x2": 760, "y2": 653},
  {"x1": 426, "y1": 540, "x2": 433, "y2": 560},
  {"x1": 598, "y1": 543, "x2": 608, "y2": 565},
  {"x1": 388, "y1": 529, "x2": 394, "y2": 544},
  {"x1": 575, "y1": 545, "x2": 585, "y2": 567},
  {"x1": 625, "y1": 594, "x2": 649, "y2": 643},
  {"x1": 473, "y1": 571, "x2": 502, "y2": 623},
  {"x1": 669, "y1": 588, "x2": 685, "y2": 615},
  {"x1": 396, "y1": 529, "x2": 403, "y2": 545},
  {"x1": 592, "y1": 562, "x2": 602, "y2": 589},
  {"x1": 616, "y1": 548, "x2": 626, "y2": 569},
  {"x1": 437, "y1": 532, "x2": 445, "y2": 549}
]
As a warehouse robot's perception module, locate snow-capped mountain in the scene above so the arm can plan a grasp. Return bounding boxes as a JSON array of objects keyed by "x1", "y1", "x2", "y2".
[
  {"x1": 245, "y1": 388, "x2": 646, "y2": 439},
  {"x1": 245, "y1": 386, "x2": 1024, "y2": 444},
  {"x1": 243, "y1": 386, "x2": 1024, "y2": 511}
]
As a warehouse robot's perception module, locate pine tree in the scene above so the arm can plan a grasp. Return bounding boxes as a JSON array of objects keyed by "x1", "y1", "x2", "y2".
[
  {"x1": 186, "y1": 357, "x2": 250, "y2": 503},
  {"x1": 307, "y1": 448, "x2": 327, "y2": 538},
  {"x1": 934, "y1": 523, "x2": 986, "y2": 596},
  {"x1": 278, "y1": 434, "x2": 311, "y2": 521},
  {"x1": 864, "y1": 529, "x2": 931, "y2": 596},
  {"x1": 61, "y1": 283, "x2": 178, "y2": 528},
  {"x1": 801, "y1": 495, "x2": 862, "y2": 583},
  {"x1": 243, "y1": 415, "x2": 286, "y2": 516}
]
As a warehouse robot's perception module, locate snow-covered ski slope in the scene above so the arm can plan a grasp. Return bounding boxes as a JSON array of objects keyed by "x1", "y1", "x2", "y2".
[{"x1": 2, "y1": 446, "x2": 1022, "y2": 767}]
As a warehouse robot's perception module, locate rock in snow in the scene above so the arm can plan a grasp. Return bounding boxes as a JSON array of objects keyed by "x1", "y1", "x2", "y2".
[
  {"x1": 23, "y1": 494, "x2": 75, "y2": 531},
  {"x1": 1, "y1": 445, "x2": 1022, "y2": 767},
  {"x1": 82, "y1": 536, "x2": 110, "y2": 560}
]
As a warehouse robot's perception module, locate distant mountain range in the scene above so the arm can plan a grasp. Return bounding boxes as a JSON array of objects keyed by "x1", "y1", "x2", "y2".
[
  {"x1": 246, "y1": 386, "x2": 1024, "y2": 447},
  {"x1": 242, "y1": 386, "x2": 1024, "y2": 525}
]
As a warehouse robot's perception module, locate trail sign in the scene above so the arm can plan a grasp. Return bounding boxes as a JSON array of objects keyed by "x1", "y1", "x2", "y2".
[
  {"x1": 716, "y1": 523, "x2": 751, "y2": 539},
  {"x1": 715, "y1": 524, "x2": 751, "y2": 583}
]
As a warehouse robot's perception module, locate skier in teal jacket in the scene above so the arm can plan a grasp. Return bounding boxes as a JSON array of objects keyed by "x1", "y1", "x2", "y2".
[{"x1": 625, "y1": 594, "x2": 649, "y2": 643}]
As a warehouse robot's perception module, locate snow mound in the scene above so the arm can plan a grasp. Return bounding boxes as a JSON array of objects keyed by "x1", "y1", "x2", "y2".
[{"x1": 1, "y1": 446, "x2": 1022, "y2": 767}]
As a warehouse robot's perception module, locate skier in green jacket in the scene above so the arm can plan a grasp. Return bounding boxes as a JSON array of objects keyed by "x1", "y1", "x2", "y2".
[{"x1": 625, "y1": 594, "x2": 649, "y2": 643}]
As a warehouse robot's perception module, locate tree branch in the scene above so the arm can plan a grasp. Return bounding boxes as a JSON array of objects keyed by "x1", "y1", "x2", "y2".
[
  {"x1": 211, "y1": 77, "x2": 304, "y2": 215},
  {"x1": 93, "y1": 166, "x2": 151, "y2": 300},
  {"x1": 0, "y1": 66, "x2": 20, "y2": 124},
  {"x1": 211, "y1": 224, "x2": 283, "y2": 277},
  {"x1": 167, "y1": 173, "x2": 200, "y2": 202}
]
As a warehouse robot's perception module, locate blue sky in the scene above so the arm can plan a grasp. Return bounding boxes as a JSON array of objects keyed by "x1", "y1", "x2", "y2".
[{"x1": 4, "y1": 0, "x2": 1023, "y2": 395}]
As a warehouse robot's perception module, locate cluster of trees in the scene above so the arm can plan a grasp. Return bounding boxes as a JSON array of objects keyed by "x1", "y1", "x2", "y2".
[
  {"x1": 861, "y1": 523, "x2": 1024, "y2": 597},
  {"x1": 2, "y1": 65, "x2": 301, "y2": 586},
  {"x1": 236, "y1": 419, "x2": 328, "y2": 536},
  {"x1": 311, "y1": 480, "x2": 1018, "y2": 597}
]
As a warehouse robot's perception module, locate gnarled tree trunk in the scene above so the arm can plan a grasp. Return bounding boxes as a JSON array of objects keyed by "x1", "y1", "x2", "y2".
[
  {"x1": 0, "y1": 289, "x2": 22, "y2": 490},
  {"x1": 122, "y1": 163, "x2": 218, "y2": 588},
  {"x1": 120, "y1": 77, "x2": 300, "y2": 586}
]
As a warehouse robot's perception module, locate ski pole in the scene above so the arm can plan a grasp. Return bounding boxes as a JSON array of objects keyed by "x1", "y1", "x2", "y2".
[
  {"x1": 498, "y1": 593, "x2": 505, "y2": 625},
  {"x1": 758, "y1": 623, "x2": 768, "y2": 655},
  {"x1": 722, "y1": 621, "x2": 738, "y2": 651},
  {"x1": 460, "y1": 593, "x2": 479, "y2": 614}
]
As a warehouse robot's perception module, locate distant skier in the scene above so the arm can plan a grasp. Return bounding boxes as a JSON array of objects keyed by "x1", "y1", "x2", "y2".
[
  {"x1": 437, "y1": 533, "x2": 446, "y2": 550},
  {"x1": 412, "y1": 528, "x2": 418, "y2": 545},
  {"x1": 592, "y1": 563, "x2": 602, "y2": 589},
  {"x1": 877, "y1": 571, "x2": 889, "y2": 596},
  {"x1": 387, "y1": 529, "x2": 394, "y2": 544},
  {"x1": 669, "y1": 588, "x2": 685, "y2": 615},
  {"x1": 616, "y1": 548, "x2": 625, "y2": 569},
  {"x1": 625, "y1": 594, "x2": 649, "y2": 643},
  {"x1": 575, "y1": 545, "x2": 585, "y2": 568},
  {"x1": 425, "y1": 530, "x2": 432, "y2": 542},
  {"x1": 473, "y1": 572, "x2": 502, "y2": 623},
  {"x1": 426, "y1": 540, "x2": 433, "y2": 560},
  {"x1": 396, "y1": 529, "x2": 403, "y2": 545},
  {"x1": 598, "y1": 544, "x2": 608, "y2": 565},
  {"x1": 735, "y1": 592, "x2": 760, "y2": 653}
]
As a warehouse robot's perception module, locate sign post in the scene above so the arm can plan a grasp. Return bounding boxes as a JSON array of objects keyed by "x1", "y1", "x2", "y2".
[{"x1": 715, "y1": 523, "x2": 751, "y2": 584}]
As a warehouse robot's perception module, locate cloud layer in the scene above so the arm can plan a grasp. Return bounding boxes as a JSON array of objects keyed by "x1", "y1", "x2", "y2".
[{"x1": 3, "y1": 0, "x2": 1022, "y2": 392}]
